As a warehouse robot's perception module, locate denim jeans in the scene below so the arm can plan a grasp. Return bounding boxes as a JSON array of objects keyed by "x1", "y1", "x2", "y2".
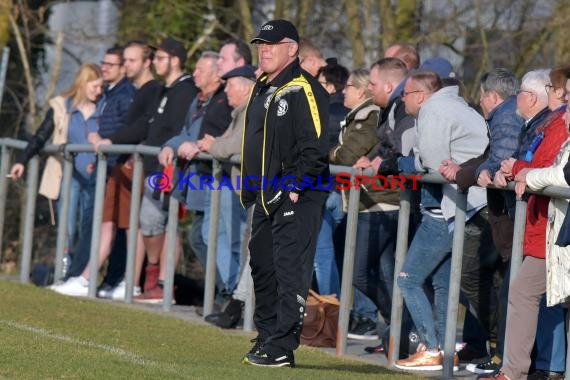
[
  {"x1": 398, "y1": 213, "x2": 453, "y2": 349},
  {"x1": 352, "y1": 288, "x2": 378, "y2": 321},
  {"x1": 535, "y1": 297, "x2": 566, "y2": 372},
  {"x1": 67, "y1": 174, "x2": 96, "y2": 278},
  {"x1": 190, "y1": 212, "x2": 225, "y2": 294},
  {"x1": 314, "y1": 191, "x2": 343, "y2": 296},
  {"x1": 56, "y1": 176, "x2": 81, "y2": 252},
  {"x1": 353, "y1": 210, "x2": 399, "y2": 324},
  {"x1": 202, "y1": 187, "x2": 246, "y2": 292}
]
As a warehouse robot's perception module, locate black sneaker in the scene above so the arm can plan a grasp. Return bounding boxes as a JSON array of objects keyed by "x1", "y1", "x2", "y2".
[
  {"x1": 207, "y1": 299, "x2": 243, "y2": 329},
  {"x1": 457, "y1": 344, "x2": 488, "y2": 362},
  {"x1": 96, "y1": 283, "x2": 115, "y2": 299},
  {"x1": 247, "y1": 337, "x2": 263, "y2": 355},
  {"x1": 243, "y1": 348, "x2": 295, "y2": 368},
  {"x1": 347, "y1": 316, "x2": 379, "y2": 340},
  {"x1": 467, "y1": 357, "x2": 501, "y2": 374},
  {"x1": 364, "y1": 344, "x2": 384, "y2": 354}
]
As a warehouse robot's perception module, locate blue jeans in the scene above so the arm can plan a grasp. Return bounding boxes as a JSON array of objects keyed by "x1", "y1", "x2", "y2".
[
  {"x1": 57, "y1": 176, "x2": 81, "y2": 252},
  {"x1": 398, "y1": 213, "x2": 453, "y2": 349},
  {"x1": 314, "y1": 191, "x2": 343, "y2": 296},
  {"x1": 67, "y1": 174, "x2": 96, "y2": 278},
  {"x1": 353, "y1": 210, "x2": 398, "y2": 324},
  {"x1": 202, "y1": 187, "x2": 246, "y2": 292},
  {"x1": 535, "y1": 298, "x2": 566, "y2": 372},
  {"x1": 352, "y1": 288, "x2": 378, "y2": 321}
]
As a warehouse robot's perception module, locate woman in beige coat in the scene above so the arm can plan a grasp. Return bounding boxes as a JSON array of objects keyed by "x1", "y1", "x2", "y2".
[{"x1": 10, "y1": 63, "x2": 103, "y2": 283}]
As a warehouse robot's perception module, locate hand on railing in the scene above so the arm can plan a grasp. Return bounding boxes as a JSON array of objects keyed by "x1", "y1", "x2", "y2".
[
  {"x1": 158, "y1": 146, "x2": 174, "y2": 167},
  {"x1": 177, "y1": 142, "x2": 200, "y2": 161},
  {"x1": 353, "y1": 156, "x2": 371, "y2": 169},
  {"x1": 197, "y1": 134, "x2": 215, "y2": 152},
  {"x1": 87, "y1": 132, "x2": 101, "y2": 144},
  {"x1": 438, "y1": 159, "x2": 460, "y2": 182},
  {"x1": 9, "y1": 163, "x2": 25, "y2": 181},
  {"x1": 94, "y1": 138, "x2": 112, "y2": 153},
  {"x1": 493, "y1": 171, "x2": 509, "y2": 188},
  {"x1": 514, "y1": 167, "x2": 531, "y2": 197},
  {"x1": 500, "y1": 157, "x2": 516, "y2": 177},
  {"x1": 370, "y1": 156, "x2": 382, "y2": 174},
  {"x1": 477, "y1": 169, "x2": 493, "y2": 187}
]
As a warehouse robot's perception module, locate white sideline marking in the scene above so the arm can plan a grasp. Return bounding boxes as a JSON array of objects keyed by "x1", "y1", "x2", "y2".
[{"x1": 0, "y1": 320, "x2": 176, "y2": 372}]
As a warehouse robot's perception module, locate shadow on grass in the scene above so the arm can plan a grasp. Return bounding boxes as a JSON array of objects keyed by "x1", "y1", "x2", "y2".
[{"x1": 296, "y1": 362, "x2": 398, "y2": 374}]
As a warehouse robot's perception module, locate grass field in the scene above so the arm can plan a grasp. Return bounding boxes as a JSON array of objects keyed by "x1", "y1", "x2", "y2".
[{"x1": 0, "y1": 281, "x2": 424, "y2": 379}]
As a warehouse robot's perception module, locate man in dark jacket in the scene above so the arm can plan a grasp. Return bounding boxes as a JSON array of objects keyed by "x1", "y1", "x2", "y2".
[
  {"x1": 240, "y1": 19, "x2": 329, "y2": 368},
  {"x1": 98, "y1": 46, "x2": 136, "y2": 140},
  {"x1": 111, "y1": 37, "x2": 198, "y2": 303}
]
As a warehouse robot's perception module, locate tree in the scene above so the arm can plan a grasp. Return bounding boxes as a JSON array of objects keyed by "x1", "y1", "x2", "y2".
[{"x1": 0, "y1": 0, "x2": 11, "y2": 50}]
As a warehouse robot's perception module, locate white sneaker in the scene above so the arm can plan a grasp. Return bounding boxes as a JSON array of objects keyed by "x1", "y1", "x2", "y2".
[
  {"x1": 51, "y1": 276, "x2": 89, "y2": 297},
  {"x1": 111, "y1": 281, "x2": 142, "y2": 301}
]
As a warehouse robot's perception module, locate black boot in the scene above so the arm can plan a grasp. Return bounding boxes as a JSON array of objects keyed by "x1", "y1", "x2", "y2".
[{"x1": 205, "y1": 298, "x2": 243, "y2": 329}]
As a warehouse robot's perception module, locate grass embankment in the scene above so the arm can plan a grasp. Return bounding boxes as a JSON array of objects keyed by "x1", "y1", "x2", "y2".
[{"x1": 0, "y1": 281, "x2": 423, "y2": 379}]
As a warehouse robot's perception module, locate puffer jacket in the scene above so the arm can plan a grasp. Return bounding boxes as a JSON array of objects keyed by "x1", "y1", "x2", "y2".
[
  {"x1": 526, "y1": 138, "x2": 570, "y2": 306},
  {"x1": 475, "y1": 96, "x2": 524, "y2": 178}
]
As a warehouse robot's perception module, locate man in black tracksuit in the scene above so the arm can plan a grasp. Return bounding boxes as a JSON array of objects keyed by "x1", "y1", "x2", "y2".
[{"x1": 240, "y1": 19, "x2": 329, "y2": 368}]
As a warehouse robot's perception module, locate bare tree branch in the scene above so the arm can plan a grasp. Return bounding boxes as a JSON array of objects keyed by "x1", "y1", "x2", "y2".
[
  {"x1": 343, "y1": 0, "x2": 365, "y2": 67},
  {"x1": 187, "y1": 17, "x2": 219, "y2": 61},
  {"x1": 236, "y1": 0, "x2": 253, "y2": 41},
  {"x1": 8, "y1": 11, "x2": 36, "y2": 126}
]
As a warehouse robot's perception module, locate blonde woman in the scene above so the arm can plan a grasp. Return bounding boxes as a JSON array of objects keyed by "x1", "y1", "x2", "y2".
[{"x1": 11, "y1": 63, "x2": 103, "y2": 288}]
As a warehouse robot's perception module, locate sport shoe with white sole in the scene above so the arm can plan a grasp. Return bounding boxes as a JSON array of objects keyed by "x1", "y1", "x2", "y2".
[
  {"x1": 51, "y1": 276, "x2": 89, "y2": 297},
  {"x1": 395, "y1": 349, "x2": 459, "y2": 371},
  {"x1": 243, "y1": 348, "x2": 295, "y2": 367},
  {"x1": 111, "y1": 281, "x2": 142, "y2": 301},
  {"x1": 466, "y1": 357, "x2": 501, "y2": 374}
]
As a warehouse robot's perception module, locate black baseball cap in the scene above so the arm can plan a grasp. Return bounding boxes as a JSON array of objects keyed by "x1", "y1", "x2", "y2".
[
  {"x1": 221, "y1": 65, "x2": 257, "y2": 81},
  {"x1": 156, "y1": 37, "x2": 187, "y2": 65},
  {"x1": 250, "y1": 19, "x2": 299, "y2": 44}
]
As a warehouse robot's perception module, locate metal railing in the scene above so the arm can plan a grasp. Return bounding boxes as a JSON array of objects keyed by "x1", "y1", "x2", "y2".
[
  {"x1": 2, "y1": 138, "x2": 570, "y2": 378},
  {"x1": 0, "y1": 139, "x2": 260, "y2": 328}
]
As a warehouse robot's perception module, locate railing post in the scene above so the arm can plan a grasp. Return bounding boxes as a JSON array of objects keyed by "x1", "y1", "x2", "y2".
[
  {"x1": 203, "y1": 159, "x2": 222, "y2": 318},
  {"x1": 20, "y1": 156, "x2": 39, "y2": 283},
  {"x1": 162, "y1": 159, "x2": 179, "y2": 311},
  {"x1": 125, "y1": 153, "x2": 143, "y2": 304},
  {"x1": 509, "y1": 195, "x2": 527, "y2": 281},
  {"x1": 0, "y1": 47, "x2": 10, "y2": 108},
  {"x1": 54, "y1": 151, "x2": 74, "y2": 281},
  {"x1": 242, "y1": 206, "x2": 255, "y2": 332},
  {"x1": 0, "y1": 144, "x2": 10, "y2": 261},
  {"x1": 336, "y1": 178, "x2": 360, "y2": 356},
  {"x1": 88, "y1": 153, "x2": 108, "y2": 297},
  {"x1": 387, "y1": 186, "x2": 412, "y2": 366},
  {"x1": 503, "y1": 194, "x2": 527, "y2": 361},
  {"x1": 442, "y1": 188, "x2": 468, "y2": 378},
  {"x1": 567, "y1": 312, "x2": 570, "y2": 380}
]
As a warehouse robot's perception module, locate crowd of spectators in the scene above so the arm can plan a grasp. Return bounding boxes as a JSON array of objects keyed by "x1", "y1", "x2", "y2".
[{"x1": 8, "y1": 21, "x2": 570, "y2": 379}]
